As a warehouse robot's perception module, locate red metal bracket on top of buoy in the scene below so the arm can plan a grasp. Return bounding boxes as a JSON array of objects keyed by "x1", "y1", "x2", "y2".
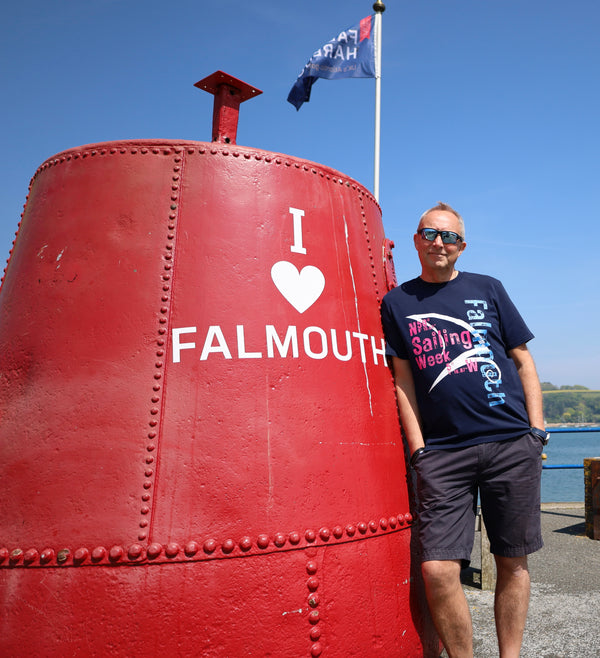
[{"x1": 194, "y1": 71, "x2": 262, "y2": 145}]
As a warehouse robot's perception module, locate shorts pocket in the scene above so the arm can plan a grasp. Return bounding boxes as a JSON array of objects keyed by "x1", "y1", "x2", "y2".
[{"x1": 527, "y1": 431, "x2": 545, "y2": 454}]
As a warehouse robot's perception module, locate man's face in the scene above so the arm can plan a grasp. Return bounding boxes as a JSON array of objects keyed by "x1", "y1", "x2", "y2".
[{"x1": 413, "y1": 210, "x2": 467, "y2": 282}]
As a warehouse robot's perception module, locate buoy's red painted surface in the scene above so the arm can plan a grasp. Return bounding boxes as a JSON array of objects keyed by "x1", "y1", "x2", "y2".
[{"x1": 0, "y1": 138, "x2": 437, "y2": 655}]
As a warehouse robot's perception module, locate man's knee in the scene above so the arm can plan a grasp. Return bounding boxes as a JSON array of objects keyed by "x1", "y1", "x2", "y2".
[
  {"x1": 494, "y1": 554, "x2": 529, "y2": 578},
  {"x1": 422, "y1": 559, "x2": 462, "y2": 590}
]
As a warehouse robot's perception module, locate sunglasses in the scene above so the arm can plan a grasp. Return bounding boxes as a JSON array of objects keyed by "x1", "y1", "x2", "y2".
[{"x1": 419, "y1": 228, "x2": 463, "y2": 244}]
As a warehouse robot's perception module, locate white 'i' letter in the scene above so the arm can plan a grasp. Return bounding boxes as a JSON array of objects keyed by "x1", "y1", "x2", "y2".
[{"x1": 289, "y1": 207, "x2": 307, "y2": 254}]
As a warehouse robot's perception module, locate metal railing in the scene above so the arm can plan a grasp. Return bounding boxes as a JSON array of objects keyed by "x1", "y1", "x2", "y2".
[
  {"x1": 549, "y1": 427, "x2": 600, "y2": 433},
  {"x1": 541, "y1": 426, "x2": 598, "y2": 470}
]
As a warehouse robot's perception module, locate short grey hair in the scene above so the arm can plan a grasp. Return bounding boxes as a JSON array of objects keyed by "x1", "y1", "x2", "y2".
[{"x1": 418, "y1": 202, "x2": 465, "y2": 239}]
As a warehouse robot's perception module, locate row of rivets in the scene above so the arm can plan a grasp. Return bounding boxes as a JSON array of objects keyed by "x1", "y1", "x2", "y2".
[
  {"x1": 36, "y1": 145, "x2": 181, "y2": 170},
  {"x1": 0, "y1": 543, "x2": 186, "y2": 566},
  {"x1": 31, "y1": 142, "x2": 377, "y2": 209},
  {"x1": 306, "y1": 559, "x2": 323, "y2": 656},
  {"x1": 169, "y1": 144, "x2": 375, "y2": 203},
  {"x1": 358, "y1": 192, "x2": 382, "y2": 302},
  {"x1": 0, "y1": 512, "x2": 413, "y2": 568},
  {"x1": 138, "y1": 152, "x2": 183, "y2": 540},
  {"x1": 1, "y1": 184, "x2": 31, "y2": 288}
]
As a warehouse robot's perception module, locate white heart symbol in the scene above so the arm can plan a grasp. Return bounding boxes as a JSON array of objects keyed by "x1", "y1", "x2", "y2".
[{"x1": 270, "y1": 261, "x2": 325, "y2": 313}]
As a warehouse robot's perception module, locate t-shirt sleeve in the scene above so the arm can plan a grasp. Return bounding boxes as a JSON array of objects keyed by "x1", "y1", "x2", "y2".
[
  {"x1": 380, "y1": 296, "x2": 409, "y2": 359},
  {"x1": 494, "y1": 280, "x2": 534, "y2": 349}
]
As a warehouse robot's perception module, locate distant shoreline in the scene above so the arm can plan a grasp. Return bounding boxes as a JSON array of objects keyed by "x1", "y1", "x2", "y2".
[{"x1": 546, "y1": 422, "x2": 600, "y2": 429}]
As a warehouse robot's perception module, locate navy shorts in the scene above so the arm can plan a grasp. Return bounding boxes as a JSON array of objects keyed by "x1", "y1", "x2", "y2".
[{"x1": 413, "y1": 432, "x2": 544, "y2": 566}]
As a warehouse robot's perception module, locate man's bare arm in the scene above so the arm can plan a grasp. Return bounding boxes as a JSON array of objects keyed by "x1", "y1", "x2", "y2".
[
  {"x1": 391, "y1": 356, "x2": 425, "y2": 457},
  {"x1": 508, "y1": 343, "x2": 545, "y2": 429}
]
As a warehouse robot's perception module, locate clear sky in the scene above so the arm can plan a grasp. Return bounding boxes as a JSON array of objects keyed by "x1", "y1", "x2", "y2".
[{"x1": 2, "y1": 0, "x2": 598, "y2": 388}]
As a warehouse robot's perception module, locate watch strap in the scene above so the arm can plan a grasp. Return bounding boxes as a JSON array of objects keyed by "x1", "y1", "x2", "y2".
[{"x1": 530, "y1": 427, "x2": 550, "y2": 444}]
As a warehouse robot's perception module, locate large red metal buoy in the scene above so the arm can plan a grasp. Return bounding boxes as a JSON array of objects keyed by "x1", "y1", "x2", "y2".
[{"x1": 0, "y1": 73, "x2": 437, "y2": 656}]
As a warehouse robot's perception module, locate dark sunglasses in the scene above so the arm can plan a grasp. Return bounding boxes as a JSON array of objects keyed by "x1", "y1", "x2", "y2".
[{"x1": 419, "y1": 228, "x2": 463, "y2": 244}]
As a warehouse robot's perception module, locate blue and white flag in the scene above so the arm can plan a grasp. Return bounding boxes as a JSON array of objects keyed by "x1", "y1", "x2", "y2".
[{"x1": 287, "y1": 15, "x2": 377, "y2": 110}]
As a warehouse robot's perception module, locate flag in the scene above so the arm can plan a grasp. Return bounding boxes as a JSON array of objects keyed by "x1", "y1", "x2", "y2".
[{"x1": 287, "y1": 15, "x2": 377, "y2": 110}]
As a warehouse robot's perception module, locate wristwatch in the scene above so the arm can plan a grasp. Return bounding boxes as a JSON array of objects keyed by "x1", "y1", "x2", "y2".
[
  {"x1": 410, "y1": 446, "x2": 426, "y2": 468},
  {"x1": 530, "y1": 427, "x2": 550, "y2": 445}
]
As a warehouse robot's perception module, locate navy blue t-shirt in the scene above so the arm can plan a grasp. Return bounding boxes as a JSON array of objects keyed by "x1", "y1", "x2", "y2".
[{"x1": 380, "y1": 272, "x2": 533, "y2": 449}]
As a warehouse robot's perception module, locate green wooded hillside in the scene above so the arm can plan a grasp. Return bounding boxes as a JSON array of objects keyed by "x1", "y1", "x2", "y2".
[{"x1": 542, "y1": 385, "x2": 600, "y2": 425}]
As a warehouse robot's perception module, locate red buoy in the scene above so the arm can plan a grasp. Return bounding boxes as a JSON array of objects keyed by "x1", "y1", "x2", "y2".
[{"x1": 0, "y1": 74, "x2": 437, "y2": 656}]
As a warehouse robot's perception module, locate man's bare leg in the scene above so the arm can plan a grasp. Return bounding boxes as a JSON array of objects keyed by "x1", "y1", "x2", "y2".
[
  {"x1": 494, "y1": 555, "x2": 530, "y2": 658},
  {"x1": 422, "y1": 559, "x2": 473, "y2": 658}
]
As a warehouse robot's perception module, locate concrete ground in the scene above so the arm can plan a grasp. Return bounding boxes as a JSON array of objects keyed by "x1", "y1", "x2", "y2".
[{"x1": 450, "y1": 504, "x2": 600, "y2": 658}]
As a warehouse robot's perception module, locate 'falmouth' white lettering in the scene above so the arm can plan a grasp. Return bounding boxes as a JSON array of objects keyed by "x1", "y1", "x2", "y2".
[{"x1": 172, "y1": 324, "x2": 386, "y2": 366}]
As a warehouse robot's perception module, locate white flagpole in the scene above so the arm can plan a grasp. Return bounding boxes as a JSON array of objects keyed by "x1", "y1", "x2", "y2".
[{"x1": 373, "y1": 1, "x2": 385, "y2": 202}]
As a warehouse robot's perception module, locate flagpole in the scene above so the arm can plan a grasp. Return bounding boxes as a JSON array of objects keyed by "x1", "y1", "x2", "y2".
[{"x1": 373, "y1": 1, "x2": 385, "y2": 202}]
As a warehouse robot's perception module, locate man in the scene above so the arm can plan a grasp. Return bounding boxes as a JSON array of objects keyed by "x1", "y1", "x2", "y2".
[{"x1": 380, "y1": 202, "x2": 547, "y2": 658}]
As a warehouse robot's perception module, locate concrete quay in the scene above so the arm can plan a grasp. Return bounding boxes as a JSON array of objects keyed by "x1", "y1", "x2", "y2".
[{"x1": 453, "y1": 503, "x2": 600, "y2": 657}]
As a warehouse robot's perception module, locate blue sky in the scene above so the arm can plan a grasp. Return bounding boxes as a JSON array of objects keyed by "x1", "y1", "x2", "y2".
[{"x1": 2, "y1": 0, "x2": 598, "y2": 388}]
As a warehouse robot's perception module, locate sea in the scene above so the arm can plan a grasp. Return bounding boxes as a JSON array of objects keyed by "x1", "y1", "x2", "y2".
[{"x1": 541, "y1": 429, "x2": 600, "y2": 502}]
